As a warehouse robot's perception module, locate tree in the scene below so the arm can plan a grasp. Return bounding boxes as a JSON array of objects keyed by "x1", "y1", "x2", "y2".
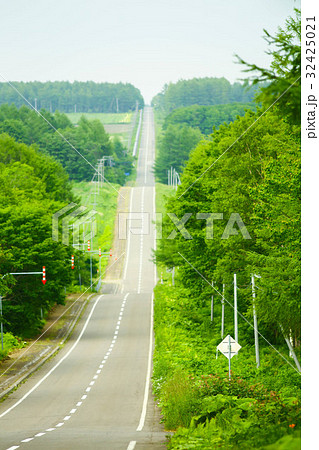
[
  {"x1": 154, "y1": 125, "x2": 202, "y2": 184},
  {"x1": 236, "y1": 9, "x2": 301, "y2": 124},
  {"x1": 0, "y1": 134, "x2": 80, "y2": 337},
  {"x1": 155, "y1": 110, "x2": 300, "y2": 343}
]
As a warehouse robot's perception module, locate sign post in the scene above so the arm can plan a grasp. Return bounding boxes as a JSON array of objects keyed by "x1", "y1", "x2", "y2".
[{"x1": 217, "y1": 334, "x2": 241, "y2": 380}]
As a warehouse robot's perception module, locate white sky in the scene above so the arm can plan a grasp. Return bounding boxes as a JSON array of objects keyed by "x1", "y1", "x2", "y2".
[{"x1": 0, "y1": 0, "x2": 300, "y2": 103}]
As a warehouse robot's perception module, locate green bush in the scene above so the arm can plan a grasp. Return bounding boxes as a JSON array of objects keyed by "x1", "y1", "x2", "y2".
[{"x1": 0, "y1": 332, "x2": 25, "y2": 361}]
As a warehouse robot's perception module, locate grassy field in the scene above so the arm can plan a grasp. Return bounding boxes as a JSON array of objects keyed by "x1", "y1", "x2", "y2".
[
  {"x1": 155, "y1": 182, "x2": 175, "y2": 215},
  {"x1": 71, "y1": 181, "x2": 120, "y2": 276},
  {"x1": 66, "y1": 112, "x2": 132, "y2": 125}
]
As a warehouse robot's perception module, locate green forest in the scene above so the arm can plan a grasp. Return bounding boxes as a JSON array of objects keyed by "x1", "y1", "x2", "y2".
[
  {"x1": 0, "y1": 81, "x2": 144, "y2": 113},
  {"x1": 154, "y1": 103, "x2": 256, "y2": 184},
  {"x1": 153, "y1": 9, "x2": 301, "y2": 449},
  {"x1": 0, "y1": 104, "x2": 134, "y2": 183},
  {"x1": 0, "y1": 88, "x2": 138, "y2": 349},
  {"x1": 152, "y1": 77, "x2": 261, "y2": 113}
]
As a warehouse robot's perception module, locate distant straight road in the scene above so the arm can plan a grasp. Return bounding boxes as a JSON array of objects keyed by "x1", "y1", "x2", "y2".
[{"x1": 0, "y1": 107, "x2": 166, "y2": 449}]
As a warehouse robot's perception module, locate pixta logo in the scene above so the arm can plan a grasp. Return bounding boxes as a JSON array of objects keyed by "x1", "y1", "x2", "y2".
[
  {"x1": 118, "y1": 212, "x2": 251, "y2": 240},
  {"x1": 52, "y1": 203, "x2": 98, "y2": 247}
]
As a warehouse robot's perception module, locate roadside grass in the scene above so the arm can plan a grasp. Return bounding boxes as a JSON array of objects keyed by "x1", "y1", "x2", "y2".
[
  {"x1": 65, "y1": 112, "x2": 132, "y2": 125},
  {"x1": 155, "y1": 182, "x2": 175, "y2": 215},
  {"x1": 154, "y1": 182, "x2": 175, "y2": 284},
  {"x1": 71, "y1": 181, "x2": 119, "y2": 280},
  {"x1": 153, "y1": 281, "x2": 301, "y2": 449}
]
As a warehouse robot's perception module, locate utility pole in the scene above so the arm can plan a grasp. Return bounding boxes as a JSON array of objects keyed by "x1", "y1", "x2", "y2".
[
  {"x1": 88, "y1": 240, "x2": 92, "y2": 290},
  {"x1": 234, "y1": 273, "x2": 238, "y2": 342},
  {"x1": 211, "y1": 281, "x2": 214, "y2": 322},
  {"x1": 221, "y1": 283, "x2": 225, "y2": 338},
  {"x1": 251, "y1": 274, "x2": 260, "y2": 368}
]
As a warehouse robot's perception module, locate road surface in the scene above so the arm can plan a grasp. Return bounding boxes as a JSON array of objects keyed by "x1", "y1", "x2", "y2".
[{"x1": 0, "y1": 107, "x2": 166, "y2": 449}]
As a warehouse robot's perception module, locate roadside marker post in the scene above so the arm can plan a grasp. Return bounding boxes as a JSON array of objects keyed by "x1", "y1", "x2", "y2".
[{"x1": 85, "y1": 246, "x2": 110, "y2": 290}]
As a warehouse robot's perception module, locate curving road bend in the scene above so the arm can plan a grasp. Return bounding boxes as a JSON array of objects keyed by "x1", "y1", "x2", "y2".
[{"x1": 0, "y1": 106, "x2": 166, "y2": 449}]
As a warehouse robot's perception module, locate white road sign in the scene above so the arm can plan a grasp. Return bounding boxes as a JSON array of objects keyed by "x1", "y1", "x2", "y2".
[{"x1": 217, "y1": 335, "x2": 241, "y2": 359}]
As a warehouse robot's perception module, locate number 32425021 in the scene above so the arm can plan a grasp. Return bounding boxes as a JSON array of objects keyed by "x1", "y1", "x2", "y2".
[{"x1": 306, "y1": 23, "x2": 316, "y2": 78}]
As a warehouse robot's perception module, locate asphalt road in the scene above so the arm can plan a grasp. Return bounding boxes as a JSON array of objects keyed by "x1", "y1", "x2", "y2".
[{"x1": 0, "y1": 107, "x2": 166, "y2": 450}]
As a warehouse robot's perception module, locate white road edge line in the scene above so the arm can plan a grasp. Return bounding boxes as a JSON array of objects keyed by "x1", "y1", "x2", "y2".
[
  {"x1": 0, "y1": 295, "x2": 104, "y2": 419},
  {"x1": 127, "y1": 440, "x2": 137, "y2": 450},
  {"x1": 136, "y1": 292, "x2": 154, "y2": 432},
  {"x1": 137, "y1": 186, "x2": 145, "y2": 294}
]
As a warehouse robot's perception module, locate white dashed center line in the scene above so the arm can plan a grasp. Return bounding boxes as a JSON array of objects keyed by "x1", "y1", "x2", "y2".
[{"x1": 6, "y1": 292, "x2": 130, "y2": 450}]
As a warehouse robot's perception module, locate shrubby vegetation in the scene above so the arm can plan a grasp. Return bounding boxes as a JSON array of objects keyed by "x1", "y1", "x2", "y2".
[
  {"x1": 153, "y1": 9, "x2": 301, "y2": 449},
  {"x1": 0, "y1": 81, "x2": 144, "y2": 113},
  {"x1": 0, "y1": 333, "x2": 26, "y2": 361},
  {"x1": 0, "y1": 104, "x2": 134, "y2": 183},
  {"x1": 153, "y1": 283, "x2": 301, "y2": 449}
]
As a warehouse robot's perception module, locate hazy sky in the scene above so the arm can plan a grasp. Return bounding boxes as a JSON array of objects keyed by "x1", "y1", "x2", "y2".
[{"x1": 0, "y1": 0, "x2": 300, "y2": 103}]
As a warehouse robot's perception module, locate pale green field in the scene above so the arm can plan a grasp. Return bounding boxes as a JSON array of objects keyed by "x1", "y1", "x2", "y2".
[
  {"x1": 66, "y1": 112, "x2": 132, "y2": 125},
  {"x1": 71, "y1": 181, "x2": 119, "y2": 254},
  {"x1": 155, "y1": 182, "x2": 175, "y2": 215}
]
